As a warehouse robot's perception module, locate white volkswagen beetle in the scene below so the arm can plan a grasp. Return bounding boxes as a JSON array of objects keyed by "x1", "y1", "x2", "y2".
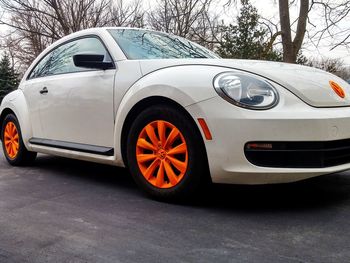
[{"x1": 1, "y1": 27, "x2": 350, "y2": 200}]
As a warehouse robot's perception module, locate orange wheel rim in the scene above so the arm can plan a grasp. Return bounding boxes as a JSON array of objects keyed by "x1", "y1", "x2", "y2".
[
  {"x1": 136, "y1": 120, "x2": 188, "y2": 189},
  {"x1": 3, "y1": 122, "x2": 20, "y2": 159}
]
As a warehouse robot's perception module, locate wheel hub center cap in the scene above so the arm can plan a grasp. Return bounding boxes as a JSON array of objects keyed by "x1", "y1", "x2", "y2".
[{"x1": 158, "y1": 149, "x2": 167, "y2": 159}]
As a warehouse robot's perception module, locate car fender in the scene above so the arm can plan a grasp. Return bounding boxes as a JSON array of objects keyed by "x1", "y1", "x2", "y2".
[
  {"x1": 113, "y1": 65, "x2": 225, "y2": 159},
  {"x1": 0, "y1": 90, "x2": 33, "y2": 149}
]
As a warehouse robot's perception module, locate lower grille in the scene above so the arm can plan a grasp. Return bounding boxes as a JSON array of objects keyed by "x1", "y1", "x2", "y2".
[{"x1": 244, "y1": 139, "x2": 350, "y2": 168}]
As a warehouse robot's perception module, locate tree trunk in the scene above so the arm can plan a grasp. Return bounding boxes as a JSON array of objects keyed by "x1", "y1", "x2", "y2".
[
  {"x1": 279, "y1": 0, "x2": 294, "y2": 62},
  {"x1": 279, "y1": 0, "x2": 309, "y2": 63}
]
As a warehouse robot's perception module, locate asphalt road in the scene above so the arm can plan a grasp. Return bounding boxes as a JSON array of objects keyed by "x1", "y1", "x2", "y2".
[{"x1": 1, "y1": 150, "x2": 350, "y2": 263}]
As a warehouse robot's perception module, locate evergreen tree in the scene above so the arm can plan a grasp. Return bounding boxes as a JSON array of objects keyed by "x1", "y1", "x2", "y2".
[
  {"x1": 0, "y1": 53, "x2": 19, "y2": 103},
  {"x1": 217, "y1": 0, "x2": 281, "y2": 61}
]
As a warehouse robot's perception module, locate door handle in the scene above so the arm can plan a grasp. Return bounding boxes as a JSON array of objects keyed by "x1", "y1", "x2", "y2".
[{"x1": 40, "y1": 87, "x2": 48, "y2": 94}]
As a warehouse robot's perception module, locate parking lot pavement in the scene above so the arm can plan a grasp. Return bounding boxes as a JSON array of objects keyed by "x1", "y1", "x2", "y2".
[{"x1": 1, "y1": 150, "x2": 350, "y2": 263}]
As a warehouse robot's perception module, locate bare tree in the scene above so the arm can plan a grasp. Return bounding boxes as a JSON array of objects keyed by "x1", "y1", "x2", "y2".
[
  {"x1": 277, "y1": 0, "x2": 350, "y2": 63},
  {"x1": 306, "y1": 56, "x2": 350, "y2": 80},
  {"x1": 110, "y1": 0, "x2": 145, "y2": 28},
  {"x1": 147, "y1": 0, "x2": 220, "y2": 48},
  {"x1": 308, "y1": 0, "x2": 350, "y2": 50},
  {"x1": 0, "y1": 0, "x2": 143, "y2": 69},
  {"x1": 190, "y1": 10, "x2": 223, "y2": 50},
  {"x1": 0, "y1": 0, "x2": 114, "y2": 36}
]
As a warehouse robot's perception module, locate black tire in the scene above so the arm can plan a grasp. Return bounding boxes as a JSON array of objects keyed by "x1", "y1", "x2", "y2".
[
  {"x1": 1, "y1": 114, "x2": 37, "y2": 166},
  {"x1": 126, "y1": 104, "x2": 210, "y2": 201}
]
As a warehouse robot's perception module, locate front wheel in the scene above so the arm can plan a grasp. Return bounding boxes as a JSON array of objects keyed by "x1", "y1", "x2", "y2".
[
  {"x1": 126, "y1": 105, "x2": 210, "y2": 201},
  {"x1": 1, "y1": 114, "x2": 37, "y2": 166}
]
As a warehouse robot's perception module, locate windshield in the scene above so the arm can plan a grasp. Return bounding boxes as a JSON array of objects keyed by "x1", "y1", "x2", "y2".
[{"x1": 108, "y1": 29, "x2": 219, "y2": 60}]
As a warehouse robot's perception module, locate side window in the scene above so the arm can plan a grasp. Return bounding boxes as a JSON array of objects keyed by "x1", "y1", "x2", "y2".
[
  {"x1": 28, "y1": 37, "x2": 111, "y2": 79},
  {"x1": 28, "y1": 52, "x2": 52, "y2": 79},
  {"x1": 48, "y1": 37, "x2": 111, "y2": 76}
]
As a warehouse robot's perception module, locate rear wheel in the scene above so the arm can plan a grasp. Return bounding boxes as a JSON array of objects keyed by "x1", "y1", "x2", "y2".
[
  {"x1": 1, "y1": 114, "x2": 37, "y2": 166},
  {"x1": 127, "y1": 105, "x2": 209, "y2": 201}
]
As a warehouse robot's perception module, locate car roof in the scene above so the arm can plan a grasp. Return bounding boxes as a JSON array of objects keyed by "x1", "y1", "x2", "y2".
[{"x1": 60, "y1": 27, "x2": 159, "y2": 40}]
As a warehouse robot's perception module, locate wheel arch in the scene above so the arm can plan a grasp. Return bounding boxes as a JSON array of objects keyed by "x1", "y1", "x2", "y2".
[
  {"x1": 120, "y1": 96, "x2": 209, "y2": 173},
  {"x1": 0, "y1": 90, "x2": 33, "y2": 147}
]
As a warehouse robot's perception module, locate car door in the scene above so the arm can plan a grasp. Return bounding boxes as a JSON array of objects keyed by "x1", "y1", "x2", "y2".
[
  {"x1": 23, "y1": 49, "x2": 53, "y2": 140},
  {"x1": 27, "y1": 36, "x2": 116, "y2": 149}
]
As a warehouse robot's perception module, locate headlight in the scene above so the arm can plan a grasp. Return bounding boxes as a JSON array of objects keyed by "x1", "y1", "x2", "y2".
[{"x1": 213, "y1": 72, "x2": 279, "y2": 110}]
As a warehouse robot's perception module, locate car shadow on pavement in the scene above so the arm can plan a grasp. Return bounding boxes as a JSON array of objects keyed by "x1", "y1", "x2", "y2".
[
  {"x1": 32, "y1": 154, "x2": 350, "y2": 213},
  {"x1": 198, "y1": 175, "x2": 350, "y2": 212},
  {"x1": 33, "y1": 154, "x2": 137, "y2": 190}
]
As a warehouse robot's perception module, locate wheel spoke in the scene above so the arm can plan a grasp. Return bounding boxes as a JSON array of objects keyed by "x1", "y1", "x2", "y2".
[
  {"x1": 6, "y1": 123, "x2": 11, "y2": 133},
  {"x1": 12, "y1": 144, "x2": 17, "y2": 154},
  {"x1": 137, "y1": 154, "x2": 157, "y2": 163},
  {"x1": 144, "y1": 159, "x2": 160, "y2": 180},
  {"x1": 137, "y1": 138, "x2": 157, "y2": 151},
  {"x1": 157, "y1": 121, "x2": 166, "y2": 146},
  {"x1": 167, "y1": 156, "x2": 187, "y2": 174},
  {"x1": 12, "y1": 140, "x2": 19, "y2": 148},
  {"x1": 163, "y1": 161, "x2": 178, "y2": 185},
  {"x1": 10, "y1": 123, "x2": 15, "y2": 135},
  {"x1": 167, "y1": 143, "x2": 186, "y2": 155},
  {"x1": 5, "y1": 126, "x2": 10, "y2": 136},
  {"x1": 8, "y1": 145, "x2": 13, "y2": 156},
  {"x1": 6, "y1": 125, "x2": 13, "y2": 137},
  {"x1": 155, "y1": 161, "x2": 165, "y2": 187},
  {"x1": 145, "y1": 124, "x2": 159, "y2": 147},
  {"x1": 4, "y1": 131, "x2": 11, "y2": 140},
  {"x1": 165, "y1": 128, "x2": 179, "y2": 148}
]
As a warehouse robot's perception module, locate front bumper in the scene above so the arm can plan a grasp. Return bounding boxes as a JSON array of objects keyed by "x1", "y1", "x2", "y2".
[{"x1": 186, "y1": 86, "x2": 350, "y2": 184}]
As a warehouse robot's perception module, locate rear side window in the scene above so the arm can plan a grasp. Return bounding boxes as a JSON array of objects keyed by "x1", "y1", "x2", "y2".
[{"x1": 28, "y1": 37, "x2": 112, "y2": 79}]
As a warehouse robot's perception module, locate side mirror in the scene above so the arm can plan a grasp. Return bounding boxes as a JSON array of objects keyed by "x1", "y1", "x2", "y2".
[{"x1": 73, "y1": 54, "x2": 114, "y2": 70}]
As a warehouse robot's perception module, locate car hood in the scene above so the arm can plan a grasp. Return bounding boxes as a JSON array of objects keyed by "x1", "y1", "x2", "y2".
[{"x1": 139, "y1": 59, "x2": 350, "y2": 107}]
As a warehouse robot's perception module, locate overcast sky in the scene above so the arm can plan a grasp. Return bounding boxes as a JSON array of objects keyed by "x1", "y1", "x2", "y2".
[{"x1": 0, "y1": 0, "x2": 349, "y2": 65}]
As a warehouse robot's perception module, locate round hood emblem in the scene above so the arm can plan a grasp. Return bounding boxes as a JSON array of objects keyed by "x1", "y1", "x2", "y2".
[{"x1": 329, "y1": 81, "x2": 345, "y2": 98}]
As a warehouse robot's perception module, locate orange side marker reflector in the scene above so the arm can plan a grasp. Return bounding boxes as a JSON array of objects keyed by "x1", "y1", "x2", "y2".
[
  {"x1": 197, "y1": 118, "x2": 212, "y2": 140},
  {"x1": 329, "y1": 80, "x2": 345, "y2": 98}
]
